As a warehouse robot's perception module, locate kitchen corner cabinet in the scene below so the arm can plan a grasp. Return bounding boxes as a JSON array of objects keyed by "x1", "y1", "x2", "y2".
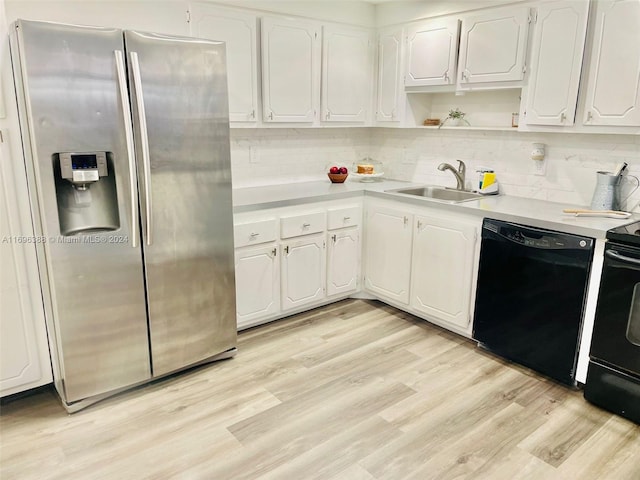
[
  {"x1": 582, "y1": 0, "x2": 640, "y2": 127},
  {"x1": 281, "y1": 234, "x2": 326, "y2": 311},
  {"x1": 321, "y1": 25, "x2": 371, "y2": 123},
  {"x1": 261, "y1": 16, "x2": 320, "y2": 123},
  {"x1": 364, "y1": 204, "x2": 413, "y2": 304},
  {"x1": 189, "y1": 4, "x2": 259, "y2": 123},
  {"x1": 404, "y1": 18, "x2": 459, "y2": 87},
  {"x1": 376, "y1": 27, "x2": 404, "y2": 122},
  {"x1": 457, "y1": 6, "x2": 530, "y2": 88},
  {"x1": 524, "y1": 1, "x2": 589, "y2": 126},
  {"x1": 410, "y1": 215, "x2": 477, "y2": 329}
]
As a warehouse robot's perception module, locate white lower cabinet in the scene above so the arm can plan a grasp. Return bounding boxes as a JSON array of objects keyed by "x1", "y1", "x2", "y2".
[
  {"x1": 364, "y1": 203, "x2": 413, "y2": 304},
  {"x1": 281, "y1": 234, "x2": 326, "y2": 311},
  {"x1": 410, "y1": 214, "x2": 478, "y2": 329},
  {"x1": 233, "y1": 200, "x2": 361, "y2": 329},
  {"x1": 235, "y1": 244, "x2": 280, "y2": 329},
  {"x1": 327, "y1": 227, "x2": 360, "y2": 296}
]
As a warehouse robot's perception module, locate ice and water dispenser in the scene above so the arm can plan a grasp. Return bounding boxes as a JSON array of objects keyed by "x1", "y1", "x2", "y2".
[{"x1": 53, "y1": 151, "x2": 120, "y2": 236}]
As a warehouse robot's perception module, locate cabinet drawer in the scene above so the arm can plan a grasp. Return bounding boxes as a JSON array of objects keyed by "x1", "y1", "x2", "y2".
[
  {"x1": 234, "y1": 219, "x2": 277, "y2": 248},
  {"x1": 280, "y1": 211, "x2": 326, "y2": 239},
  {"x1": 327, "y1": 206, "x2": 360, "y2": 230}
]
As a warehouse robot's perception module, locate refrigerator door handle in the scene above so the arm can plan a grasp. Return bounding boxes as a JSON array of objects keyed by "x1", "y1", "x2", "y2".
[
  {"x1": 130, "y1": 51, "x2": 153, "y2": 246},
  {"x1": 114, "y1": 50, "x2": 139, "y2": 248}
]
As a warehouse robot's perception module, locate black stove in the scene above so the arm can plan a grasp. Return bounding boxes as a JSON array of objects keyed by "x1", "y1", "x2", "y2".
[
  {"x1": 606, "y1": 220, "x2": 640, "y2": 246},
  {"x1": 585, "y1": 221, "x2": 640, "y2": 424}
]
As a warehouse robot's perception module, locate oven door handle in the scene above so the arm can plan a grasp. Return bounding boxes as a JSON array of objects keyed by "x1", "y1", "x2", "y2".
[{"x1": 606, "y1": 249, "x2": 640, "y2": 266}]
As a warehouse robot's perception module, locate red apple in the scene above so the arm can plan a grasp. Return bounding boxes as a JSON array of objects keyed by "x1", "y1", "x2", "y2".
[
  {"x1": 329, "y1": 166, "x2": 339, "y2": 174},
  {"x1": 339, "y1": 166, "x2": 348, "y2": 174}
]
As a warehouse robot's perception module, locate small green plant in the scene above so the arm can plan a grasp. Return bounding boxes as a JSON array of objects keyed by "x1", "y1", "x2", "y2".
[{"x1": 448, "y1": 108, "x2": 465, "y2": 119}]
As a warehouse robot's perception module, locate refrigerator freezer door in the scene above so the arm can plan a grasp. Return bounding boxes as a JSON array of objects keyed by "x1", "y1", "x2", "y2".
[
  {"x1": 13, "y1": 20, "x2": 150, "y2": 402},
  {"x1": 125, "y1": 31, "x2": 237, "y2": 376}
]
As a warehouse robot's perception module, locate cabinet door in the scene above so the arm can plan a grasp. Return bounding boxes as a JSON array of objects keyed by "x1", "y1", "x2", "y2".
[
  {"x1": 405, "y1": 18, "x2": 459, "y2": 87},
  {"x1": 583, "y1": 0, "x2": 640, "y2": 126},
  {"x1": 410, "y1": 215, "x2": 477, "y2": 329},
  {"x1": 327, "y1": 227, "x2": 360, "y2": 296},
  {"x1": 281, "y1": 234, "x2": 326, "y2": 310},
  {"x1": 189, "y1": 4, "x2": 258, "y2": 123},
  {"x1": 1, "y1": 135, "x2": 52, "y2": 397},
  {"x1": 321, "y1": 25, "x2": 371, "y2": 122},
  {"x1": 376, "y1": 27, "x2": 403, "y2": 122},
  {"x1": 364, "y1": 205, "x2": 412, "y2": 304},
  {"x1": 261, "y1": 16, "x2": 320, "y2": 123},
  {"x1": 525, "y1": 1, "x2": 589, "y2": 126},
  {"x1": 234, "y1": 244, "x2": 280, "y2": 328},
  {"x1": 458, "y1": 6, "x2": 530, "y2": 85}
]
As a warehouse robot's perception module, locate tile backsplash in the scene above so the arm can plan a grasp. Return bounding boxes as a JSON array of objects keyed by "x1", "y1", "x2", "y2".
[{"x1": 230, "y1": 128, "x2": 640, "y2": 211}]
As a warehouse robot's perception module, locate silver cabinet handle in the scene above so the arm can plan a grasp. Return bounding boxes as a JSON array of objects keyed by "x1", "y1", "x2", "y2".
[
  {"x1": 271, "y1": 247, "x2": 277, "y2": 257},
  {"x1": 250, "y1": 109, "x2": 255, "y2": 119},
  {"x1": 250, "y1": 232, "x2": 260, "y2": 238},
  {"x1": 302, "y1": 223, "x2": 311, "y2": 227},
  {"x1": 326, "y1": 111, "x2": 331, "y2": 120},
  {"x1": 331, "y1": 234, "x2": 337, "y2": 242},
  {"x1": 115, "y1": 50, "x2": 138, "y2": 249},
  {"x1": 130, "y1": 52, "x2": 153, "y2": 246},
  {"x1": 403, "y1": 216, "x2": 408, "y2": 226},
  {"x1": 560, "y1": 112, "x2": 566, "y2": 122},
  {"x1": 417, "y1": 220, "x2": 422, "y2": 229},
  {"x1": 284, "y1": 245, "x2": 289, "y2": 254},
  {"x1": 461, "y1": 71, "x2": 468, "y2": 81},
  {"x1": 343, "y1": 216, "x2": 351, "y2": 221},
  {"x1": 444, "y1": 72, "x2": 449, "y2": 82},
  {"x1": 586, "y1": 111, "x2": 593, "y2": 122},
  {"x1": 268, "y1": 112, "x2": 273, "y2": 120}
]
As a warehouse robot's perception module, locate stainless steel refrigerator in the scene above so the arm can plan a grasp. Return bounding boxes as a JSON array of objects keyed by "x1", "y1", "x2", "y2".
[{"x1": 10, "y1": 19, "x2": 237, "y2": 411}]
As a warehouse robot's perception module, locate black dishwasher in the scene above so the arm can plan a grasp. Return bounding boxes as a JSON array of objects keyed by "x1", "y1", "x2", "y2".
[{"x1": 473, "y1": 219, "x2": 594, "y2": 386}]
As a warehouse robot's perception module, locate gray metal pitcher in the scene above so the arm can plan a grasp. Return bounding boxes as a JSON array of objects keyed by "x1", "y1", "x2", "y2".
[{"x1": 590, "y1": 171, "x2": 639, "y2": 211}]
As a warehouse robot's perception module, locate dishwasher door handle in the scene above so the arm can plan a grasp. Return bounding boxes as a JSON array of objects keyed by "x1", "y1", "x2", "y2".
[{"x1": 606, "y1": 249, "x2": 640, "y2": 266}]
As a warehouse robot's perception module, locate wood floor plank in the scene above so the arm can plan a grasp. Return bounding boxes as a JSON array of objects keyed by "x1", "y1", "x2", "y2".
[{"x1": 1, "y1": 299, "x2": 638, "y2": 480}]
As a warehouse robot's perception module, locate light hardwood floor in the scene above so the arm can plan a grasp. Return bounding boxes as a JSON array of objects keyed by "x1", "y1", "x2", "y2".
[{"x1": 1, "y1": 299, "x2": 639, "y2": 479}]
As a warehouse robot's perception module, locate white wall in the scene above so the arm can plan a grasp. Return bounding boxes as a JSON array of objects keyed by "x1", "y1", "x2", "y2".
[
  {"x1": 210, "y1": 0, "x2": 376, "y2": 27},
  {"x1": 370, "y1": 128, "x2": 640, "y2": 210},
  {"x1": 230, "y1": 128, "x2": 371, "y2": 188},
  {"x1": 375, "y1": 0, "x2": 523, "y2": 27}
]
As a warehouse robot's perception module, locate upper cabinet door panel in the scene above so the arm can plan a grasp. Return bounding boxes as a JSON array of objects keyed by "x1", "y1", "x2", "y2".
[
  {"x1": 321, "y1": 25, "x2": 371, "y2": 122},
  {"x1": 458, "y1": 6, "x2": 530, "y2": 85},
  {"x1": 583, "y1": 0, "x2": 640, "y2": 126},
  {"x1": 261, "y1": 16, "x2": 320, "y2": 123},
  {"x1": 377, "y1": 27, "x2": 403, "y2": 121},
  {"x1": 190, "y1": 4, "x2": 258, "y2": 123},
  {"x1": 525, "y1": 1, "x2": 589, "y2": 126},
  {"x1": 405, "y1": 18, "x2": 459, "y2": 87}
]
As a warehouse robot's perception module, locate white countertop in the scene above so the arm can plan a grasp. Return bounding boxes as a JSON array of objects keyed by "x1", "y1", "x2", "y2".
[{"x1": 233, "y1": 178, "x2": 639, "y2": 239}]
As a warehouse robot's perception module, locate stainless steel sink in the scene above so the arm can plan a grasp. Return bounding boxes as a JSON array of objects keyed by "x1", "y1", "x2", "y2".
[{"x1": 387, "y1": 186, "x2": 484, "y2": 203}]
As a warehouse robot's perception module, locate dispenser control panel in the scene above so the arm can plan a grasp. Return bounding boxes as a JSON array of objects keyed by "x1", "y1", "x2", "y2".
[{"x1": 59, "y1": 152, "x2": 108, "y2": 186}]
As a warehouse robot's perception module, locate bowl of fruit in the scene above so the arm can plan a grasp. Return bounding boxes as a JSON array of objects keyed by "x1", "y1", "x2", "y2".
[{"x1": 327, "y1": 165, "x2": 349, "y2": 183}]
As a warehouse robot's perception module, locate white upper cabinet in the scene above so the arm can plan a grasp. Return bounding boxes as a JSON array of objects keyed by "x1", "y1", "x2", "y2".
[
  {"x1": 524, "y1": 1, "x2": 589, "y2": 126},
  {"x1": 405, "y1": 18, "x2": 459, "y2": 87},
  {"x1": 376, "y1": 27, "x2": 403, "y2": 122},
  {"x1": 457, "y1": 6, "x2": 530, "y2": 87},
  {"x1": 261, "y1": 16, "x2": 320, "y2": 123},
  {"x1": 321, "y1": 25, "x2": 371, "y2": 122},
  {"x1": 582, "y1": 0, "x2": 640, "y2": 127},
  {"x1": 189, "y1": 3, "x2": 258, "y2": 123}
]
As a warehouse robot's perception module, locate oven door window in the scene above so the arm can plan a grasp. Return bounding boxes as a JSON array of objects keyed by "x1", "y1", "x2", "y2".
[
  {"x1": 591, "y1": 244, "x2": 640, "y2": 373},
  {"x1": 628, "y1": 283, "x2": 640, "y2": 346}
]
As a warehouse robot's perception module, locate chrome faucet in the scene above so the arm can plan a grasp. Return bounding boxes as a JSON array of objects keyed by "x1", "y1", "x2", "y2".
[{"x1": 438, "y1": 160, "x2": 466, "y2": 190}]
